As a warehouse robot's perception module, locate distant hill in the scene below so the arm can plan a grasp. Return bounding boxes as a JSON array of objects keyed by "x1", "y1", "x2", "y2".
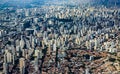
[
  {"x1": 90, "y1": 0, "x2": 120, "y2": 6},
  {"x1": 0, "y1": 0, "x2": 45, "y2": 8},
  {"x1": 0, "y1": 0, "x2": 120, "y2": 8}
]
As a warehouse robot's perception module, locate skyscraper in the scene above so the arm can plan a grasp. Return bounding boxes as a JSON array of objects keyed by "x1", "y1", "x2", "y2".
[
  {"x1": 19, "y1": 58, "x2": 25, "y2": 74},
  {"x1": 3, "y1": 63, "x2": 8, "y2": 74}
]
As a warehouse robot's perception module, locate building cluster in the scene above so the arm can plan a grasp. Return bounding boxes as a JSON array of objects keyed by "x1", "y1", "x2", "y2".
[{"x1": 0, "y1": 4, "x2": 120, "y2": 74}]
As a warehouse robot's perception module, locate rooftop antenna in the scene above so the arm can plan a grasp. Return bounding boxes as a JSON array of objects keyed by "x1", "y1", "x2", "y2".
[
  {"x1": 62, "y1": 0, "x2": 64, "y2": 6},
  {"x1": 115, "y1": 0, "x2": 117, "y2": 7},
  {"x1": 62, "y1": 0, "x2": 65, "y2": 6}
]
